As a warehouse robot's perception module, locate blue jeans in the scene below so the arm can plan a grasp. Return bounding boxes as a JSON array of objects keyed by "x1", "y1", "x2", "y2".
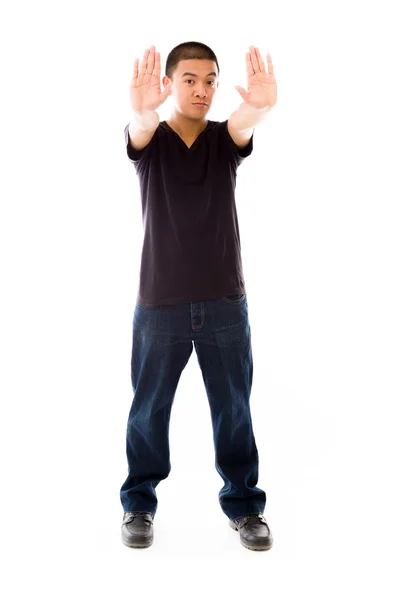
[{"x1": 120, "y1": 293, "x2": 266, "y2": 521}]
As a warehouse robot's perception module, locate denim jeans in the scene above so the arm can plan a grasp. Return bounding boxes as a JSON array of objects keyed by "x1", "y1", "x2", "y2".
[{"x1": 120, "y1": 293, "x2": 267, "y2": 521}]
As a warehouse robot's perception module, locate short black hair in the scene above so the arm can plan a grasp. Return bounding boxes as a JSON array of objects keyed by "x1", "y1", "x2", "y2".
[{"x1": 165, "y1": 41, "x2": 220, "y2": 81}]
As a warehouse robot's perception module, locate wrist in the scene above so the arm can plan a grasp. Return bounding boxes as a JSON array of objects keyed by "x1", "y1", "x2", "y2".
[
  {"x1": 232, "y1": 103, "x2": 274, "y2": 130},
  {"x1": 131, "y1": 109, "x2": 160, "y2": 132}
]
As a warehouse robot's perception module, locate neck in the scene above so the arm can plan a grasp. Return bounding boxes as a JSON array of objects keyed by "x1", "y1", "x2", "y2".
[{"x1": 166, "y1": 110, "x2": 208, "y2": 138}]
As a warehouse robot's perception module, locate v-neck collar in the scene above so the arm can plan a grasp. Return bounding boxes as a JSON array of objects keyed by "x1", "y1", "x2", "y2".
[{"x1": 163, "y1": 120, "x2": 211, "y2": 152}]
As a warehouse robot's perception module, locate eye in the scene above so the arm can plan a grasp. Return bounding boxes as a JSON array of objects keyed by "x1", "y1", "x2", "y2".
[{"x1": 184, "y1": 80, "x2": 215, "y2": 85}]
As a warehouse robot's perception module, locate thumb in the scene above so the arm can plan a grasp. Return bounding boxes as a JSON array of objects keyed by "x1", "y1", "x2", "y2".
[
  {"x1": 161, "y1": 82, "x2": 173, "y2": 103},
  {"x1": 235, "y1": 86, "x2": 249, "y2": 102}
]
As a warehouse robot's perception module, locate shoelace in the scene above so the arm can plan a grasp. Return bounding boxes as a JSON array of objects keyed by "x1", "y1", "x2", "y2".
[
  {"x1": 123, "y1": 512, "x2": 153, "y2": 525},
  {"x1": 236, "y1": 513, "x2": 268, "y2": 529}
]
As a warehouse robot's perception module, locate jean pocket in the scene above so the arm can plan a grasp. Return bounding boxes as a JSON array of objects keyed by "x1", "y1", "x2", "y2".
[{"x1": 221, "y1": 293, "x2": 246, "y2": 304}]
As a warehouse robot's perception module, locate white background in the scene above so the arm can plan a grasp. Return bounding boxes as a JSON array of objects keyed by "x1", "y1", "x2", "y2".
[{"x1": 1, "y1": 0, "x2": 399, "y2": 597}]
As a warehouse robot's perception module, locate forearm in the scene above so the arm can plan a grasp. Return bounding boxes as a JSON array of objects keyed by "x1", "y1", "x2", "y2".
[
  {"x1": 229, "y1": 103, "x2": 274, "y2": 131},
  {"x1": 130, "y1": 109, "x2": 160, "y2": 133}
]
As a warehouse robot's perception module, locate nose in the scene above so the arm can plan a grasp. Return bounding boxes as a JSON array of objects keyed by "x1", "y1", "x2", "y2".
[{"x1": 194, "y1": 85, "x2": 207, "y2": 99}]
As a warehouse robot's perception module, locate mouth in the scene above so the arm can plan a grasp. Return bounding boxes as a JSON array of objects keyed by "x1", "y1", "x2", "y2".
[{"x1": 193, "y1": 103, "x2": 207, "y2": 107}]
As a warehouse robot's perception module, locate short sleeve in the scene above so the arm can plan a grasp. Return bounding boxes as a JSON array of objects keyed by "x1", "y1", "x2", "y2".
[
  {"x1": 221, "y1": 119, "x2": 254, "y2": 168},
  {"x1": 124, "y1": 123, "x2": 155, "y2": 172}
]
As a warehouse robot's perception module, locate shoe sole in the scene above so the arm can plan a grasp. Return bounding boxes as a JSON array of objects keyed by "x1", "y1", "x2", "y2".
[
  {"x1": 121, "y1": 534, "x2": 153, "y2": 548},
  {"x1": 229, "y1": 519, "x2": 273, "y2": 551},
  {"x1": 121, "y1": 525, "x2": 153, "y2": 548}
]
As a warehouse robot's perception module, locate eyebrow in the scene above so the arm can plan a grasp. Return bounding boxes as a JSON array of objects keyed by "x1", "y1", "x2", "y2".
[{"x1": 180, "y1": 72, "x2": 217, "y2": 78}]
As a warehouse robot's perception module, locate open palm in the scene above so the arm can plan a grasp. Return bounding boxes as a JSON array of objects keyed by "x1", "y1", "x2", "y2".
[
  {"x1": 236, "y1": 46, "x2": 277, "y2": 109},
  {"x1": 130, "y1": 45, "x2": 172, "y2": 113}
]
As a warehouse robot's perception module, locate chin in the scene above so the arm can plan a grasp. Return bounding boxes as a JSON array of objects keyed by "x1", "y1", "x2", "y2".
[
  {"x1": 191, "y1": 104, "x2": 210, "y2": 112},
  {"x1": 179, "y1": 105, "x2": 210, "y2": 119}
]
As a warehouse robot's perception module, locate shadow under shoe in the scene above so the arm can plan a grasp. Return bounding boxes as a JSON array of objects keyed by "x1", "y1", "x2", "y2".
[
  {"x1": 121, "y1": 512, "x2": 154, "y2": 548},
  {"x1": 229, "y1": 513, "x2": 273, "y2": 551}
]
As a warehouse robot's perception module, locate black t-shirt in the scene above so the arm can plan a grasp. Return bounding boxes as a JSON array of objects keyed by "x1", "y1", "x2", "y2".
[{"x1": 124, "y1": 118, "x2": 254, "y2": 306}]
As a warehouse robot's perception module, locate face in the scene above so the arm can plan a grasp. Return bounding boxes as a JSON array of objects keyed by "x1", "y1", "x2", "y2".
[{"x1": 163, "y1": 59, "x2": 219, "y2": 118}]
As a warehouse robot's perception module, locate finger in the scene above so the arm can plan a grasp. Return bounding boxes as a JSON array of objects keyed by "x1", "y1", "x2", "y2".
[
  {"x1": 147, "y1": 45, "x2": 155, "y2": 75},
  {"x1": 235, "y1": 85, "x2": 248, "y2": 100},
  {"x1": 245, "y1": 52, "x2": 254, "y2": 77},
  {"x1": 161, "y1": 82, "x2": 172, "y2": 102},
  {"x1": 266, "y1": 53, "x2": 274, "y2": 74},
  {"x1": 249, "y1": 46, "x2": 260, "y2": 73},
  {"x1": 154, "y1": 51, "x2": 160, "y2": 79},
  {"x1": 255, "y1": 47, "x2": 266, "y2": 72},
  {"x1": 140, "y1": 47, "x2": 150, "y2": 76},
  {"x1": 133, "y1": 57, "x2": 139, "y2": 80}
]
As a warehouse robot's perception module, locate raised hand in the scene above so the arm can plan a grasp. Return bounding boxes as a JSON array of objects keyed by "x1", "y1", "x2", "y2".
[
  {"x1": 130, "y1": 45, "x2": 172, "y2": 113},
  {"x1": 235, "y1": 46, "x2": 277, "y2": 109}
]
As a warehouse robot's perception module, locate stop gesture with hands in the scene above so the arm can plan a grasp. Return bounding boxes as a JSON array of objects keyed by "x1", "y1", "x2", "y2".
[
  {"x1": 235, "y1": 46, "x2": 277, "y2": 110},
  {"x1": 129, "y1": 44, "x2": 277, "y2": 114},
  {"x1": 130, "y1": 45, "x2": 172, "y2": 113}
]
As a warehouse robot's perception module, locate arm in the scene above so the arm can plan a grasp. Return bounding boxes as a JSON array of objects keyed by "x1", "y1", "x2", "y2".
[
  {"x1": 228, "y1": 104, "x2": 273, "y2": 148},
  {"x1": 128, "y1": 109, "x2": 160, "y2": 151},
  {"x1": 228, "y1": 45, "x2": 277, "y2": 148},
  {"x1": 128, "y1": 45, "x2": 171, "y2": 150}
]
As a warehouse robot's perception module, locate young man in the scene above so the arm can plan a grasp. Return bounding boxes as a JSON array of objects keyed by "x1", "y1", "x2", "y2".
[{"x1": 120, "y1": 41, "x2": 277, "y2": 551}]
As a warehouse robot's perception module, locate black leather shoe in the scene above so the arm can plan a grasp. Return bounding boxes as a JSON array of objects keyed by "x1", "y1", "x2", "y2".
[
  {"x1": 229, "y1": 513, "x2": 273, "y2": 551},
  {"x1": 121, "y1": 512, "x2": 154, "y2": 548}
]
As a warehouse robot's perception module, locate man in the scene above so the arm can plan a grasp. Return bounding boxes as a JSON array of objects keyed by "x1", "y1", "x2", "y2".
[{"x1": 120, "y1": 41, "x2": 277, "y2": 551}]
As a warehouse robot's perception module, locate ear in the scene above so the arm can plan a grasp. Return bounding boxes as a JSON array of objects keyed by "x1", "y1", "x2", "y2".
[{"x1": 162, "y1": 76, "x2": 171, "y2": 87}]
